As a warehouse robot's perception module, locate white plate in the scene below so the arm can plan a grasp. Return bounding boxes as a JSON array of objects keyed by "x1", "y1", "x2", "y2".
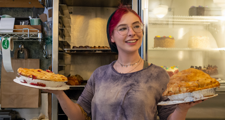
[
  {"x1": 13, "y1": 78, "x2": 70, "y2": 90},
  {"x1": 158, "y1": 94, "x2": 218, "y2": 106}
]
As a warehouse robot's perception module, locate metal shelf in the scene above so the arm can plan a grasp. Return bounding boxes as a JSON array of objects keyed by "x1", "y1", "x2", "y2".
[
  {"x1": 0, "y1": 28, "x2": 42, "y2": 40},
  {"x1": 63, "y1": 48, "x2": 116, "y2": 54},
  {"x1": 64, "y1": 48, "x2": 111, "y2": 51},
  {"x1": 58, "y1": 64, "x2": 70, "y2": 67},
  {"x1": 60, "y1": 0, "x2": 120, "y2": 7}
]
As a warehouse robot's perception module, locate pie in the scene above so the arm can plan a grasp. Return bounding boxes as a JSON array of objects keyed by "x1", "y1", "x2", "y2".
[
  {"x1": 16, "y1": 68, "x2": 68, "y2": 87},
  {"x1": 18, "y1": 68, "x2": 67, "y2": 82},
  {"x1": 162, "y1": 68, "x2": 220, "y2": 96}
]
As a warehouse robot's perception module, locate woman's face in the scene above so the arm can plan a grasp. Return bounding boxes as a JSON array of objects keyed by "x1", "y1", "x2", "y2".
[{"x1": 111, "y1": 12, "x2": 143, "y2": 53}]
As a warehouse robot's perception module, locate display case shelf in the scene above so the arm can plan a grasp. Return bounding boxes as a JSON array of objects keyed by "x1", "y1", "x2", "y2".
[
  {"x1": 148, "y1": 48, "x2": 225, "y2": 51},
  {"x1": 148, "y1": 15, "x2": 223, "y2": 25},
  {"x1": 68, "y1": 85, "x2": 86, "y2": 90},
  {"x1": 58, "y1": 64, "x2": 71, "y2": 67},
  {"x1": 69, "y1": 85, "x2": 86, "y2": 87}
]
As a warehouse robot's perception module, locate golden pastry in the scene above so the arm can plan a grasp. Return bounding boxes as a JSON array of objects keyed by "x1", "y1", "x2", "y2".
[
  {"x1": 162, "y1": 68, "x2": 220, "y2": 96},
  {"x1": 18, "y1": 68, "x2": 68, "y2": 82}
]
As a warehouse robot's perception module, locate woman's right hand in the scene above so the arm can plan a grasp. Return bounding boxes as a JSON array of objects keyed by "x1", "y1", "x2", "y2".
[{"x1": 42, "y1": 89, "x2": 64, "y2": 97}]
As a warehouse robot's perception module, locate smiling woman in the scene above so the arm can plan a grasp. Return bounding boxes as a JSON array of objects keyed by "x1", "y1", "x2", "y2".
[
  {"x1": 107, "y1": 6, "x2": 143, "y2": 53},
  {"x1": 75, "y1": 5, "x2": 177, "y2": 120},
  {"x1": 45, "y1": 4, "x2": 203, "y2": 120}
]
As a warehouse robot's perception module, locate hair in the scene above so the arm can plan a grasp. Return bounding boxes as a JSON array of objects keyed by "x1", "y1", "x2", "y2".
[{"x1": 106, "y1": 5, "x2": 143, "y2": 53}]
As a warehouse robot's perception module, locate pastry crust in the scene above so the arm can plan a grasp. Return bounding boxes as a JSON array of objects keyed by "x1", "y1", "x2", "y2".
[
  {"x1": 18, "y1": 68, "x2": 68, "y2": 82},
  {"x1": 162, "y1": 68, "x2": 220, "y2": 96}
]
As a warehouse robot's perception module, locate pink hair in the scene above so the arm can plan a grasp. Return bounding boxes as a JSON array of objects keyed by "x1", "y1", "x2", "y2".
[{"x1": 109, "y1": 5, "x2": 143, "y2": 38}]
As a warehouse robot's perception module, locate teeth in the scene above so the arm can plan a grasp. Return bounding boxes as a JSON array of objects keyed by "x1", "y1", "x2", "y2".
[{"x1": 126, "y1": 40, "x2": 137, "y2": 43}]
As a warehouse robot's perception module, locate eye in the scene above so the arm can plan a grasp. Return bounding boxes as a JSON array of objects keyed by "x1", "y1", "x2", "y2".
[
  {"x1": 134, "y1": 25, "x2": 140, "y2": 28},
  {"x1": 118, "y1": 27, "x2": 127, "y2": 31}
]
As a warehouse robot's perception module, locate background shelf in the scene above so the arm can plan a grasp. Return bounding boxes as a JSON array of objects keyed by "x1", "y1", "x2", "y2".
[
  {"x1": 148, "y1": 15, "x2": 223, "y2": 25},
  {"x1": 148, "y1": 48, "x2": 225, "y2": 51}
]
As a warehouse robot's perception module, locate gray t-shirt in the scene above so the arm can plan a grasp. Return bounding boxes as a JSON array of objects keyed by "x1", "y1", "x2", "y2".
[{"x1": 77, "y1": 61, "x2": 176, "y2": 120}]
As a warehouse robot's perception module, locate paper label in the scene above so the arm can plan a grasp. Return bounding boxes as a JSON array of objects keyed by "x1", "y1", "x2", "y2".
[
  {"x1": 2, "y1": 38, "x2": 9, "y2": 49},
  {"x1": 2, "y1": 37, "x2": 13, "y2": 72}
]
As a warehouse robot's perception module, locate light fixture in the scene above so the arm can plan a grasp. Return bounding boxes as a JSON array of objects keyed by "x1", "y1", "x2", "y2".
[
  {"x1": 222, "y1": 9, "x2": 225, "y2": 16},
  {"x1": 153, "y1": 5, "x2": 168, "y2": 18}
]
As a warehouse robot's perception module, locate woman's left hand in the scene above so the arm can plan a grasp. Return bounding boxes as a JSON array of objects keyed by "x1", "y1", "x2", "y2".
[
  {"x1": 168, "y1": 99, "x2": 206, "y2": 120},
  {"x1": 177, "y1": 99, "x2": 205, "y2": 112}
]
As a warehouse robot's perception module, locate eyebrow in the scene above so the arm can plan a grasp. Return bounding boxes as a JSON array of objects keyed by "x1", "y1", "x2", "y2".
[{"x1": 117, "y1": 21, "x2": 140, "y2": 27}]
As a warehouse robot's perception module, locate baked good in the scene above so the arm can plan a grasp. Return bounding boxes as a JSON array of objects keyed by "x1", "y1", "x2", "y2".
[
  {"x1": 188, "y1": 36, "x2": 210, "y2": 48},
  {"x1": 103, "y1": 46, "x2": 110, "y2": 49},
  {"x1": 191, "y1": 65, "x2": 218, "y2": 75},
  {"x1": 161, "y1": 66, "x2": 179, "y2": 77},
  {"x1": 98, "y1": 46, "x2": 104, "y2": 49},
  {"x1": 162, "y1": 68, "x2": 220, "y2": 97},
  {"x1": 18, "y1": 68, "x2": 67, "y2": 82},
  {"x1": 17, "y1": 68, "x2": 68, "y2": 87},
  {"x1": 73, "y1": 46, "x2": 78, "y2": 48},
  {"x1": 84, "y1": 45, "x2": 90, "y2": 48},
  {"x1": 67, "y1": 74, "x2": 83, "y2": 85},
  {"x1": 154, "y1": 35, "x2": 175, "y2": 48},
  {"x1": 91, "y1": 46, "x2": 97, "y2": 49},
  {"x1": 189, "y1": 6, "x2": 205, "y2": 16}
]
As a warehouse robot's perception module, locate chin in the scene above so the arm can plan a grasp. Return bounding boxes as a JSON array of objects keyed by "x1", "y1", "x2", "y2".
[{"x1": 125, "y1": 48, "x2": 140, "y2": 53}]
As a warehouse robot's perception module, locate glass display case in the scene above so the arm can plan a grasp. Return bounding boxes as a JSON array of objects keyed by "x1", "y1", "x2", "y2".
[
  {"x1": 146, "y1": 0, "x2": 225, "y2": 75},
  {"x1": 143, "y1": 0, "x2": 225, "y2": 119}
]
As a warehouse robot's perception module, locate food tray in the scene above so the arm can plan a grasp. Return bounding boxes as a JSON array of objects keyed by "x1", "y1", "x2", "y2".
[
  {"x1": 14, "y1": 78, "x2": 70, "y2": 90},
  {"x1": 158, "y1": 94, "x2": 218, "y2": 106},
  {"x1": 168, "y1": 87, "x2": 217, "y2": 101},
  {"x1": 158, "y1": 87, "x2": 218, "y2": 106}
]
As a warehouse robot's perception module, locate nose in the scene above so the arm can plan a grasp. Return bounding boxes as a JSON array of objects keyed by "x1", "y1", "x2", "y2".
[{"x1": 127, "y1": 26, "x2": 136, "y2": 37}]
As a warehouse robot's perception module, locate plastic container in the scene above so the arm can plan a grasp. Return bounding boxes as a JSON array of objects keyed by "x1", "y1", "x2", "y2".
[{"x1": 30, "y1": 18, "x2": 41, "y2": 25}]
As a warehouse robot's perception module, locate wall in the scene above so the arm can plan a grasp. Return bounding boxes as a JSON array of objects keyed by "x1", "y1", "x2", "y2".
[
  {"x1": 0, "y1": 8, "x2": 51, "y2": 120},
  {"x1": 0, "y1": 8, "x2": 51, "y2": 78},
  {"x1": 59, "y1": 7, "x2": 118, "y2": 80}
]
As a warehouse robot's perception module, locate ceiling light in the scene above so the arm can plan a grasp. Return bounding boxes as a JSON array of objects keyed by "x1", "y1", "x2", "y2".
[{"x1": 153, "y1": 5, "x2": 168, "y2": 18}]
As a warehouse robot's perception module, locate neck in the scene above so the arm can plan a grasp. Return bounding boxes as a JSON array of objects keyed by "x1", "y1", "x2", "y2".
[{"x1": 117, "y1": 50, "x2": 141, "y2": 65}]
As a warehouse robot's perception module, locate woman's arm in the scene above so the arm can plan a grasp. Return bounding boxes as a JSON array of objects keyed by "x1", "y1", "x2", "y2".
[
  {"x1": 167, "y1": 100, "x2": 203, "y2": 120},
  {"x1": 45, "y1": 90, "x2": 85, "y2": 120}
]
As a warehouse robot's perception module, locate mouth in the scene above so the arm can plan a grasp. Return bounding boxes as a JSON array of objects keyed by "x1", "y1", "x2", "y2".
[{"x1": 125, "y1": 39, "x2": 138, "y2": 43}]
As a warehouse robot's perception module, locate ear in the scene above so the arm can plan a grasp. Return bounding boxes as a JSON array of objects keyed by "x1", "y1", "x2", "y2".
[{"x1": 111, "y1": 36, "x2": 115, "y2": 43}]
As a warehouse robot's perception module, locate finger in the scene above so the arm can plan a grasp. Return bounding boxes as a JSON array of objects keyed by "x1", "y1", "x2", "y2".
[
  {"x1": 189, "y1": 101, "x2": 203, "y2": 106},
  {"x1": 42, "y1": 89, "x2": 52, "y2": 93}
]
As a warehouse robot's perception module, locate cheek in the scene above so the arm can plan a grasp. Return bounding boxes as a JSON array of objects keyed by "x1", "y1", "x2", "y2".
[
  {"x1": 114, "y1": 35, "x2": 126, "y2": 43},
  {"x1": 137, "y1": 33, "x2": 143, "y2": 40}
]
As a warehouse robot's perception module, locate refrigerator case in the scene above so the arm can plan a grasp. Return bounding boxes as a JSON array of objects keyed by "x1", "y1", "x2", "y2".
[{"x1": 143, "y1": 0, "x2": 225, "y2": 119}]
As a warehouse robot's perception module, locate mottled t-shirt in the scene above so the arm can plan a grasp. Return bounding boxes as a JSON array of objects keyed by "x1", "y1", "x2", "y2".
[{"x1": 77, "y1": 61, "x2": 176, "y2": 120}]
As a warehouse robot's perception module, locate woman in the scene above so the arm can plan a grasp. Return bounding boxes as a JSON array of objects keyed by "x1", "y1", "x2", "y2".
[{"x1": 46, "y1": 5, "x2": 203, "y2": 120}]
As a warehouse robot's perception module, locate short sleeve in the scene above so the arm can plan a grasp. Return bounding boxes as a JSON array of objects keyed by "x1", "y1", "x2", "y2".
[
  {"x1": 156, "y1": 68, "x2": 177, "y2": 120},
  {"x1": 77, "y1": 73, "x2": 95, "y2": 117},
  {"x1": 157, "y1": 98, "x2": 177, "y2": 120}
]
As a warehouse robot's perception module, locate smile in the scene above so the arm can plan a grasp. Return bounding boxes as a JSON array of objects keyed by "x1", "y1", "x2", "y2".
[{"x1": 126, "y1": 40, "x2": 138, "y2": 43}]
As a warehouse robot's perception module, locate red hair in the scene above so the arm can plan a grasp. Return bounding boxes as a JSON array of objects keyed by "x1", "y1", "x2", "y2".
[{"x1": 109, "y1": 5, "x2": 143, "y2": 37}]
